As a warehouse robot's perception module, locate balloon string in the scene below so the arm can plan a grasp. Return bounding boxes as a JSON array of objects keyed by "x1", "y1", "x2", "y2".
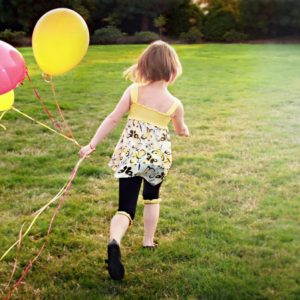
[
  {"x1": 0, "y1": 111, "x2": 6, "y2": 121},
  {"x1": 0, "y1": 185, "x2": 66, "y2": 262},
  {"x1": 3, "y1": 155, "x2": 87, "y2": 299},
  {"x1": 4, "y1": 224, "x2": 24, "y2": 292},
  {"x1": 25, "y1": 71, "x2": 64, "y2": 134},
  {"x1": 0, "y1": 111, "x2": 7, "y2": 130},
  {"x1": 49, "y1": 77, "x2": 80, "y2": 146},
  {"x1": 4, "y1": 243, "x2": 46, "y2": 300},
  {"x1": 4, "y1": 258, "x2": 18, "y2": 291},
  {"x1": 11, "y1": 106, "x2": 80, "y2": 148},
  {"x1": 47, "y1": 155, "x2": 84, "y2": 235}
]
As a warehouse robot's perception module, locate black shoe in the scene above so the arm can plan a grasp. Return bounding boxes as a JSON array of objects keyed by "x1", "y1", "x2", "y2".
[
  {"x1": 142, "y1": 242, "x2": 158, "y2": 249},
  {"x1": 106, "y1": 239, "x2": 125, "y2": 280},
  {"x1": 142, "y1": 240, "x2": 159, "y2": 249}
]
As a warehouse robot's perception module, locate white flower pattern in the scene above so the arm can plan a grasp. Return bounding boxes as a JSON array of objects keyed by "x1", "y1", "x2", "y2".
[{"x1": 108, "y1": 118, "x2": 172, "y2": 185}]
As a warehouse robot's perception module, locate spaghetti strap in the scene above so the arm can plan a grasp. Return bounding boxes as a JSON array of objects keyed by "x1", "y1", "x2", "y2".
[
  {"x1": 166, "y1": 100, "x2": 180, "y2": 115},
  {"x1": 130, "y1": 84, "x2": 138, "y2": 103}
]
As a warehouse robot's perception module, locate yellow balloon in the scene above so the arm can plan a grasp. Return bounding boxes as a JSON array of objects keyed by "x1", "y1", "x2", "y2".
[
  {"x1": 32, "y1": 8, "x2": 89, "y2": 76},
  {"x1": 0, "y1": 90, "x2": 14, "y2": 111}
]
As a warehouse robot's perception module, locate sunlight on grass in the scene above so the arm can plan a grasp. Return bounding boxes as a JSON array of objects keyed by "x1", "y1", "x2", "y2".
[{"x1": 0, "y1": 44, "x2": 299, "y2": 299}]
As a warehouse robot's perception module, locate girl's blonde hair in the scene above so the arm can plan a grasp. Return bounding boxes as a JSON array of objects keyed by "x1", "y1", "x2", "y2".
[{"x1": 123, "y1": 40, "x2": 182, "y2": 84}]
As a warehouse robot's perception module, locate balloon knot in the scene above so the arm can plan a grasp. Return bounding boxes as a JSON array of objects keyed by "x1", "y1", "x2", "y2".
[{"x1": 42, "y1": 73, "x2": 52, "y2": 83}]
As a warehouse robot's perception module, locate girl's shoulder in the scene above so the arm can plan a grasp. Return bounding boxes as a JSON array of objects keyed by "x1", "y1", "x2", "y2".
[
  {"x1": 166, "y1": 90, "x2": 182, "y2": 107},
  {"x1": 169, "y1": 94, "x2": 181, "y2": 105},
  {"x1": 168, "y1": 96, "x2": 183, "y2": 117}
]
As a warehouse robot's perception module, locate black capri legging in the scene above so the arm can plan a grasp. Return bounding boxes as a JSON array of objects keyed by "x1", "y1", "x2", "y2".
[{"x1": 118, "y1": 176, "x2": 162, "y2": 221}]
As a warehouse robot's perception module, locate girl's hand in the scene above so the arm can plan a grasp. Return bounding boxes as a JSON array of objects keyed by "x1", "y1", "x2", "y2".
[
  {"x1": 179, "y1": 125, "x2": 190, "y2": 137},
  {"x1": 79, "y1": 144, "x2": 96, "y2": 158}
]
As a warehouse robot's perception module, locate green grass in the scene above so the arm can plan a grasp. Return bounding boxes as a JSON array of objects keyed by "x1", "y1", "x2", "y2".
[{"x1": 0, "y1": 44, "x2": 300, "y2": 299}]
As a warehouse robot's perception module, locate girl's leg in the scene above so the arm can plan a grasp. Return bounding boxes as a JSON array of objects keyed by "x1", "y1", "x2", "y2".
[
  {"x1": 109, "y1": 214, "x2": 130, "y2": 245},
  {"x1": 143, "y1": 203, "x2": 160, "y2": 246},
  {"x1": 107, "y1": 176, "x2": 142, "y2": 280},
  {"x1": 142, "y1": 180, "x2": 162, "y2": 247},
  {"x1": 110, "y1": 176, "x2": 142, "y2": 244}
]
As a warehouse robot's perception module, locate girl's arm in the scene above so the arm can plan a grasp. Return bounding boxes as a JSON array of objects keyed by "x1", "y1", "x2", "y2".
[
  {"x1": 172, "y1": 101, "x2": 190, "y2": 137},
  {"x1": 79, "y1": 86, "x2": 131, "y2": 158}
]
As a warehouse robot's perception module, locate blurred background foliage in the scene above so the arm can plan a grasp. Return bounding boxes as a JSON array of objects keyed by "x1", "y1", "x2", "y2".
[{"x1": 0, "y1": 0, "x2": 300, "y2": 45}]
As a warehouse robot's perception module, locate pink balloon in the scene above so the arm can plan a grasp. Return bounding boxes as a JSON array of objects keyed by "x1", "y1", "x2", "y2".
[{"x1": 0, "y1": 40, "x2": 27, "y2": 95}]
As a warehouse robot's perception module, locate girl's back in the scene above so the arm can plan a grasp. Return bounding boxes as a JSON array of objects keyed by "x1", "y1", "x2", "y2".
[{"x1": 137, "y1": 83, "x2": 178, "y2": 115}]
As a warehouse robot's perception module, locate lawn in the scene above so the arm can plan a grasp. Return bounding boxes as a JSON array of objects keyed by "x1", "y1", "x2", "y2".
[{"x1": 0, "y1": 44, "x2": 299, "y2": 299}]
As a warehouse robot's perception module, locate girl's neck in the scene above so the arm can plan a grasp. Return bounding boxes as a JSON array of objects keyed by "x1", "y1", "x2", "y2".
[{"x1": 146, "y1": 80, "x2": 168, "y2": 90}]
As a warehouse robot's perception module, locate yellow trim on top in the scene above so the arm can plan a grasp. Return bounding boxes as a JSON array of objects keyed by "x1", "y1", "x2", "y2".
[
  {"x1": 166, "y1": 100, "x2": 180, "y2": 115},
  {"x1": 135, "y1": 101, "x2": 171, "y2": 116},
  {"x1": 130, "y1": 84, "x2": 138, "y2": 103},
  {"x1": 128, "y1": 103, "x2": 170, "y2": 128}
]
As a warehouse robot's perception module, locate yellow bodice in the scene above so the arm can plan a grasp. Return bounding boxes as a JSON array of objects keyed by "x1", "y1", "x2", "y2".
[{"x1": 128, "y1": 84, "x2": 179, "y2": 129}]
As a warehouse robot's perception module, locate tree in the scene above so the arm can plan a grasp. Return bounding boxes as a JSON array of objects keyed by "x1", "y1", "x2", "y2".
[
  {"x1": 154, "y1": 15, "x2": 167, "y2": 37},
  {"x1": 2, "y1": 0, "x2": 300, "y2": 41},
  {"x1": 2, "y1": 0, "x2": 69, "y2": 33},
  {"x1": 202, "y1": 9, "x2": 237, "y2": 41},
  {"x1": 239, "y1": 0, "x2": 300, "y2": 38},
  {"x1": 165, "y1": 0, "x2": 204, "y2": 37},
  {"x1": 103, "y1": 0, "x2": 182, "y2": 34},
  {"x1": 0, "y1": 0, "x2": 97, "y2": 33}
]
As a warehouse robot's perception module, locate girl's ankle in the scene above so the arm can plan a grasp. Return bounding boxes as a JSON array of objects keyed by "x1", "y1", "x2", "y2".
[{"x1": 143, "y1": 240, "x2": 154, "y2": 246}]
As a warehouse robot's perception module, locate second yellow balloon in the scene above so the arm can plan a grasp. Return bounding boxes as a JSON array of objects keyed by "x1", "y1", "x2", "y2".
[
  {"x1": 0, "y1": 90, "x2": 14, "y2": 111},
  {"x1": 32, "y1": 8, "x2": 89, "y2": 76}
]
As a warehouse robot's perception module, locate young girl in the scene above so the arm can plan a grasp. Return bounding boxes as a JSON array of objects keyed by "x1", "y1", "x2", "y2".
[{"x1": 79, "y1": 40, "x2": 189, "y2": 280}]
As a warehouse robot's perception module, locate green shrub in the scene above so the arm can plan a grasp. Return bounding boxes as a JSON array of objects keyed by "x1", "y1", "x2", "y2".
[
  {"x1": 202, "y1": 10, "x2": 237, "y2": 41},
  {"x1": 0, "y1": 29, "x2": 26, "y2": 46},
  {"x1": 113, "y1": 32, "x2": 159, "y2": 44},
  {"x1": 223, "y1": 30, "x2": 248, "y2": 43},
  {"x1": 91, "y1": 28, "x2": 158, "y2": 45},
  {"x1": 91, "y1": 26, "x2": 124, "y2": 44},
  {"x1": 180, "y1": 27, "x2": 203, "y2": 43},
  {"x1": 114, "y1": 35, "x2": 136, "y2": 44},
  {"x1": 133, "y1": 31, "x2": 159, "y2": 43}
]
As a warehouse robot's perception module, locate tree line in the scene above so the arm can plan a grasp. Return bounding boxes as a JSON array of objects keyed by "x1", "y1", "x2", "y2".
[{"x1": 0, "y1": 0, "x2": 299, "y2": 44}]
